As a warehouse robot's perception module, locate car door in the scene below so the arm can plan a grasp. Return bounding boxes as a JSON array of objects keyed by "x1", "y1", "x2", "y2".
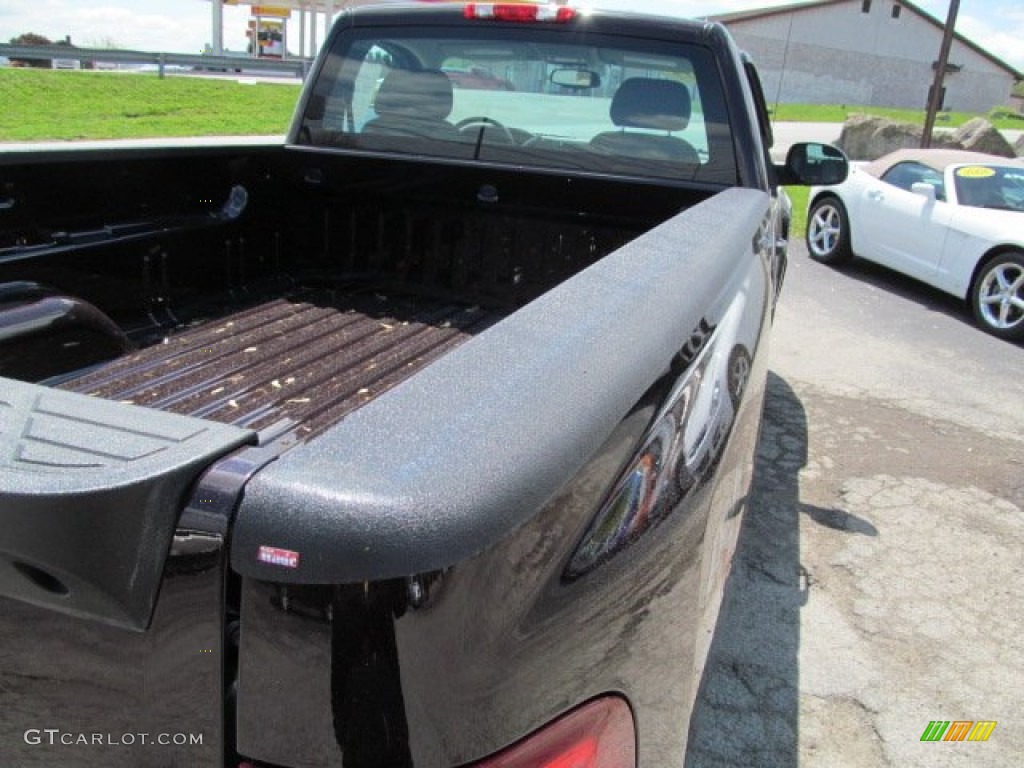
[{"x1": 858, "y1": 161, "x2": 954, "y2": 283}]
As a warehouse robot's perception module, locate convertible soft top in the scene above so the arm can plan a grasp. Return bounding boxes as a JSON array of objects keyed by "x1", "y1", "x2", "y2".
[{"x1": 862, "y1": 148, "x2": 1024, "y2": 177}]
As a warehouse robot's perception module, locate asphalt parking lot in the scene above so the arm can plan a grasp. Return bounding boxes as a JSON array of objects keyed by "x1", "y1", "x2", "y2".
[{"x1": 685, "y1": 242, "x2": 1024, "y2": 767}]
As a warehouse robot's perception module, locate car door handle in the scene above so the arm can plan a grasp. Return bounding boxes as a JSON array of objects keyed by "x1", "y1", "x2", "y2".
[{"x1": 867, "y1": 189, "x2": 884, "y2": 201}]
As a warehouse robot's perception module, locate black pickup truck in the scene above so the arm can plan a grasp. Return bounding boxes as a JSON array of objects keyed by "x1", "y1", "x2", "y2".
[{"x1": 0, "y1": 4, "x2": 845, "y2": 767}]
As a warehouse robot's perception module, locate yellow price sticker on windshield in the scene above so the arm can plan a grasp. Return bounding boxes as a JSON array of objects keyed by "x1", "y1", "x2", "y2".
[{"x1": 956, "y1": 166, "x2": 996, "y2": 178}]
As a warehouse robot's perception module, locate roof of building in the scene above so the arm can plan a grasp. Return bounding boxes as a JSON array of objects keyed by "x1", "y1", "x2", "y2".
[{"x1": 710, "y1": 0, "x2": 1023, "y2": 82}]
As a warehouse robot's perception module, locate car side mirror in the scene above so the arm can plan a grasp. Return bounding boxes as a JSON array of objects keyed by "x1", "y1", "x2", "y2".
[
  {"x1": 911, "y1": 182, "x2": 937, "y2": 201},
  {"x1": 776, "y1": 142, "x2": 848, "y2": 186}
]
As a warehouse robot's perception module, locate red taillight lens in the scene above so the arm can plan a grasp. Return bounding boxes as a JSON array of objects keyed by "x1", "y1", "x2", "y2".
[
  {"x1": 468, "y1": 696, "x2": 635, "y2": 768},
  {"x1": 464, "y1": 3, "x2": 577, "y2": 22}
]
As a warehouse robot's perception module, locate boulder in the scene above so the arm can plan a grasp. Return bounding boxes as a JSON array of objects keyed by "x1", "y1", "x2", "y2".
[
  {"x1": 1015, "y1": 134, "x2": 1024, "y2": 158},
  {"x1": 836, "y1": 114, "x2": 923, "y2": 161},
  {"x1": 835, "y1": 114, "x2": 1012, "y2": 160},
  {"x1": 951, "y1": 117, "x2": 1016, "y2": 157}
]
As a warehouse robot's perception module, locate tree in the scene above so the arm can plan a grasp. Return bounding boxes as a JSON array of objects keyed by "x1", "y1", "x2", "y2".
[
  {"x1": 9, "y1": 32, "x2": 55, "y2": 68},
  {"x1": 9, "y1": 32, "x2": 51, "y2": 46}
]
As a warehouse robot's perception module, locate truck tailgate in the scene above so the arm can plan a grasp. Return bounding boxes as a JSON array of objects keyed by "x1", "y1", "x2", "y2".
[{"x1": 0, "y1": 378, "x2": 253, "y2": 629}]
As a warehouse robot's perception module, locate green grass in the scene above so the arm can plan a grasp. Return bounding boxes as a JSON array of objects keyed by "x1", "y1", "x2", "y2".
[
  {"x1": 785, "y1": 185, "x2": 810, "y2": 239},
  {"x1": 3, "y1": 69, "x2": 1020, "y2": 141},
  {"x1": 770, "y1": 103, "x2": 1024, "y2": 131},
  {"x1": 0, "y1": 68, "x2": 301, "y2": 140}
]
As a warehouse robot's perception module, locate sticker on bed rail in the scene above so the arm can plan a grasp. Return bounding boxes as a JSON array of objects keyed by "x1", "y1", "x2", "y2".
[
  {"x1": 257, "y1": 545, "x2": 301, "y2": 569},
  {"x1": 956, "y1": 166, "x2": 996, "y2": 178}
]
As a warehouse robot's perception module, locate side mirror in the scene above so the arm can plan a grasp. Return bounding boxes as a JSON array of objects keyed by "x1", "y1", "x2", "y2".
[
  {"x1": 911, "y1": 182, "x2": 937, "y2": 201},
  {"x1": 776, "y1": 142, "x2": 849, "y2": 186}
]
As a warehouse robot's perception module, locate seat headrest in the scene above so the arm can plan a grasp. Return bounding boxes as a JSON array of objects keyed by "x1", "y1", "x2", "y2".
[
  {"x1": 610, "y1": 78, "x2": 691, "y2": 132},
  {"x1": 374, "y1": 70, "x2": 454, "y2": 120}
]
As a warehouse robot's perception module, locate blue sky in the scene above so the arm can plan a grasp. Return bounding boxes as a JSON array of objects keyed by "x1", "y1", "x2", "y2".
[{"x1": 0, "y1": 1, "x2": 1021, "y2": 70}]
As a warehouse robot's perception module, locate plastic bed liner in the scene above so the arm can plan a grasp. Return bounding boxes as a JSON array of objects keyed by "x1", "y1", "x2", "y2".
[{"x1": 59, "y1": 289, "x2": 503, "y2": 441}]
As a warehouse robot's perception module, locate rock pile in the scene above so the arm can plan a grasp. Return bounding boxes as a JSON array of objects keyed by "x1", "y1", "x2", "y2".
[{"x1": 835, "y1": 114, "x2": 1015, "y2": 160}]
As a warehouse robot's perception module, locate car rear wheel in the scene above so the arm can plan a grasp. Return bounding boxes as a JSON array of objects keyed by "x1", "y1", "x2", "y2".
[
  {"x1": 971, "y1": 251, "x2": 1024, "y2": 341},
  {"x1": 806, "y1": 196, "x2": 852, "y2": 265}
]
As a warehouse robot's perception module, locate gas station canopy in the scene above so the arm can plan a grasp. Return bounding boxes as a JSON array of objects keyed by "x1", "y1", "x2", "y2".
[{"x1": 208, "y1": 1, "x2": 424, "y2": 58}]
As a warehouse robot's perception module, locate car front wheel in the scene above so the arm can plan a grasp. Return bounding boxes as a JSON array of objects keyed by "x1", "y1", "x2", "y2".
[
  {"x1": 971, "y1": 251, "x2": 1024, "y2": 341},
  {"x1": 806, "y1": 196, "x2": 852, "y2": 265}
]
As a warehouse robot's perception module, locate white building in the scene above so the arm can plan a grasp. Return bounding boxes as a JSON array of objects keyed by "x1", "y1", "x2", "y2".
[{"x1": 713, "y1": 0, "x2": 1022, "y2": 112}]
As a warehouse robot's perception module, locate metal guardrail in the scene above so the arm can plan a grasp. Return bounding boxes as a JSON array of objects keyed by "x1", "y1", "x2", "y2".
[{"x1": 0, "y1": 44, "x2": 313, "y2": 79}]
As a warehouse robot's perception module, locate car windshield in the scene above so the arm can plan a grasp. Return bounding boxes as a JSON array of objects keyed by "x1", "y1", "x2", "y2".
[
  {"x1": 952, "y1": 165, "x2": 1024, "y2": 212},
  {"x1": 297, "y1": 25, "x2": 738, "y2": 185}
]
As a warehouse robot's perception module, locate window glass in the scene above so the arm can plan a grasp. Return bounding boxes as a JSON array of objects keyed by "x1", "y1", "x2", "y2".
[
  {"x1": 881, "y1": 161, "x2": 946, "y2": 200},
  {"x1": 953, "y1": 165, "x2": 1024, "y2": 211},
  {"x1": 298, "y1": 27, "x2": 737, "y2": 184}
]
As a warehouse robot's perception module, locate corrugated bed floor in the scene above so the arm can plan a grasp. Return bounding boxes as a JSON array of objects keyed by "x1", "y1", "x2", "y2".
[{"x1": 61, "y1": 291, "x2": 501, "y2": 440}]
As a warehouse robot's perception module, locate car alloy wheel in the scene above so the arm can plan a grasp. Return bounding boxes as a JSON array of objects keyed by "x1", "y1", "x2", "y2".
[
  {"x1": 972, "y1": 252, "x2": 1024, "y2": 341},
  {"x1": 806, "y1": 197, "x2": 852, "y2": 265},
  {"x1": 727, "y1": 344, "x2": 751, "y2": 408}
]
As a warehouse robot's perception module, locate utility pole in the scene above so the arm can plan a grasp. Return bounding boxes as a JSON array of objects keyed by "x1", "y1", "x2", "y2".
[{"x1": 922, "y1": 0, "x2": 960, "y2": 148}]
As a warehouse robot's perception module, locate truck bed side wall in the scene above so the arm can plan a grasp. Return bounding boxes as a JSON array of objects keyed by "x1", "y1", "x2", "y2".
[{"x1": 233, "y1": 188, "x2": 775, "y2": 767}]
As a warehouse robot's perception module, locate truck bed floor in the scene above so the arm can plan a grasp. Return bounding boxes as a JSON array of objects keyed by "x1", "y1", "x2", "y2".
[{"x1": 61, "y1": 290, "x2": 501, "y2": 440}]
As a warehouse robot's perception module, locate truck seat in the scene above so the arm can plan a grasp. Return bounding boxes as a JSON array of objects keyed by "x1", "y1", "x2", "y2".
[
  {"x1": 590, "y1": 78, "x2": 700, "y2": 164},
  {"x1": 362, "y1": 69, "x2": 462, "y2": 143}
]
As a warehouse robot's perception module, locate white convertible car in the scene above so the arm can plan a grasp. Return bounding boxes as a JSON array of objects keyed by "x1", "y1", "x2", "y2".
[{"x1": 806, "y1": 148, "x2": 1024, "y2": 341}]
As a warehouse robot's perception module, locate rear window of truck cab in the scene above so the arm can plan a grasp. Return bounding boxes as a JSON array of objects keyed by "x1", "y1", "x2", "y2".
[{"x1": 296, "y1": 25, "x2": 738, "y2": 185}]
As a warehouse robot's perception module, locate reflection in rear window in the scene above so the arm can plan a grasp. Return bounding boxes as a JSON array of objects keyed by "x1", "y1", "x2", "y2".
[{"x1": 298, "y1": 26, "x2": 738, "y2": 185}]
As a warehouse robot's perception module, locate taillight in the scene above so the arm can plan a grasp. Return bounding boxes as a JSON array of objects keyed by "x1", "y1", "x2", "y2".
[
  {"x1": 467, "y1": 696, "x2": 635, "y2": 768},
  {"x1": 464, "y1": 3, "x2": 577, "y2": 22}
]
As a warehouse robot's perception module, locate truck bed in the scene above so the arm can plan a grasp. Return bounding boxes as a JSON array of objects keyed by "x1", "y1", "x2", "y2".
[{"x1": 60, "y1": 290, "x2": 502, "y2": 441}]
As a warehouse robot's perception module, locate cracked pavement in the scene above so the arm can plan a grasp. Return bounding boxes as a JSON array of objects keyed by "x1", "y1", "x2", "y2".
[{"x1": 685, "y1": 244, "x2": 1024, "y2": 767}]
